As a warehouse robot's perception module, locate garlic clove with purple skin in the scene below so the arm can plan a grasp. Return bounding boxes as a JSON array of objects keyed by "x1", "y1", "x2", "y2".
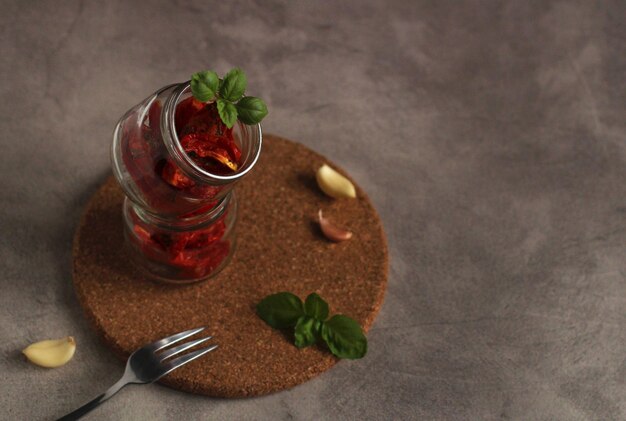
[{"x1": 318, "y1": 210, "x2": 353, "y2": 242}]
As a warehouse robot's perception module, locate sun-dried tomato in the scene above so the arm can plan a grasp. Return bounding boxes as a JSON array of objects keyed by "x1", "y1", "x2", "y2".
[
  {"x1": 177, "y1": 102, "x2": 241, "y2": 174},
  {"x1": 130, "y1": 210, "x2": 230, "y2": 279},
  {"x1": 181, "y1": 133, "x2": 238, "y2": 172},
  {"x1": 161, "y1": 160, "x2": 195, "y2": 189},
  {"x1": 124, "y1": 95, "x2": 240, "y2": 278},
  {"x1": 175, "y1": 97, "x2": 204, "y2": 133}
]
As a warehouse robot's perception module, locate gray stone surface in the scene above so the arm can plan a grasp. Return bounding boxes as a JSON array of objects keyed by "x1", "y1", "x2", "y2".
[{"x1": 1, "y1": 0, "x2": 625, "y2": 420}]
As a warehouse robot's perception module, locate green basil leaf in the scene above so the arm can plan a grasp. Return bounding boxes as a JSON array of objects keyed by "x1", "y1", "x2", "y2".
[
  {"x1": 190, "y1": 71, "x2": 219, "y2": 102},
  {"x1": 304, "y1": 293, "x2": 329, "y2": 321},
  {"x1": 220, "y1": 68, "x2": 247, "y2": 102},
  {"x1": 256, "y1": 292, "x2": 304, "y2": 329},
  {"x1": 294, "y1": 316, "x2": 319, "y2": 348},
  {"x1": 235, "y1": 96, "x2": 268, "y2": 125},
  {"x1": 216, "y1": 99, "x2": 238, "y2": 129},
  {"x1": 321, "y1": 315, "x2": 367, "y2": 359}
]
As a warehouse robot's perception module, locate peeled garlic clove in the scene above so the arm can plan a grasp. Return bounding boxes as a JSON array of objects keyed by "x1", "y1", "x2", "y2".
[
  {"x1": 319, "y1": 210, "x2": 353, "y2": 242},
  {"x1": 23, "y1": 336, "x2": 76, "y2": 368},
  {"x1": 316, "y1": 164, "x2": 356, "y2": 199}
]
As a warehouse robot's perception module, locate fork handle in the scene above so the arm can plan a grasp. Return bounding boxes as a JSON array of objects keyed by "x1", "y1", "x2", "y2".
[{"x1": 56, "y1": 377, "x2": 128, "y2": 421}]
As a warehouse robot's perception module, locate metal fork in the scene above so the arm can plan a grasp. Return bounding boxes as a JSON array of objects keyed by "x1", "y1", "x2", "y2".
[{"x1": 57, "y1": 327, "x2": 217, "y2": 421}]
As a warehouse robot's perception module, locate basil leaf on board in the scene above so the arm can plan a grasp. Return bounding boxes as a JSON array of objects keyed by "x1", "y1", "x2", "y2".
[
  {"x1": 216, "y1": 99, "x2": 238, "y2": 129},
  {"x1": 190, "y1": 71, "x2": 219, "y2": 102},
  {"x1": 294, "y1": 316, "x2": 319, "y2": 348},
  {"x1": 220, "y1": 68, "x2": 247, "y2": 102},
  {"x1": 321, "y1": 315, "x2": 367, "y2": 359},
  {"x1": 256, "y1": 292, "x2": 304, "y2": 329},
  {"x1": 304, "y1": 293, "x2": 329, "y2": 321},
  {"x1": 236, "y1": 96, "x2": 268, "y2": 125}
]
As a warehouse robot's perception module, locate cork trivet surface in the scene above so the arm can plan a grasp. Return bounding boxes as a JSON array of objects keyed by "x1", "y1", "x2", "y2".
[{"x1": 73, "y1": 135, "x2": 388, "y2": 397}]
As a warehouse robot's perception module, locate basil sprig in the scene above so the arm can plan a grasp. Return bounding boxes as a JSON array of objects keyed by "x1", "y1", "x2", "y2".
[
  {"x1": 257, "y1": 292, "x2": 367, "y2": 359},
  {"x1": 190, "y1": 68, "x2": 268, "y2": 128}
]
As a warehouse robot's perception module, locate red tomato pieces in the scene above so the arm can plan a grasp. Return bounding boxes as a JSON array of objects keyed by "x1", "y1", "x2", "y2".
[{"x1": 123, "y1": 96, "x2": 240, "y2": 278}]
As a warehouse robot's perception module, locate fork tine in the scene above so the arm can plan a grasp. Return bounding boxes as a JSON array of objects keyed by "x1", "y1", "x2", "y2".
[
  {"x1": 144, "y1": 327, "x2": 205, "y2": 352},
  {"x1": 159, "y1": 336, "x2": 213, "y2": 361},
  {"x1": 159, "y1": 344, "x2": 219, "y2": 378}
]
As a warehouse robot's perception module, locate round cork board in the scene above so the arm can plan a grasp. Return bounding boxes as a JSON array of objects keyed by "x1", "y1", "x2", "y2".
[{"x1": 73, "y1": 135, "x2": 388, "y2": 397}]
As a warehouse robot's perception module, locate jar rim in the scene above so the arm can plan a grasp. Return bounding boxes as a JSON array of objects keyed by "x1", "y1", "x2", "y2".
[
  {"x1": 128, "y1": 191, "x2": 236, "y2": 231},
  {"x1": 162, "y1": 82, "x2": 263, "y2": 185}
]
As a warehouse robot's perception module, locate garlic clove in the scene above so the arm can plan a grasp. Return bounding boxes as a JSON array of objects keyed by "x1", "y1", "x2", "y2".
[
  {"x1": 318, "y1": 210, "x2": 353, "y2": 242},
  {"x1": 316, "y1": 164, "x2": 356, "y2": 199},
  {"x1": 22, "y1": 336, "x2": 76, "y2": 368}
]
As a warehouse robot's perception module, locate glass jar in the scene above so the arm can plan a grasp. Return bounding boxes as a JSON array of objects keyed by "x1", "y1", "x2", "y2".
[
  {"x1": 111, "y1": 82, "x2": 262, "y2": 218},
  {"x1": 123, "y1": 192, "x2": 237, "y2": 284},
  {"x1": 111, "y1": 80, "x2": 261, "y2": 283}
]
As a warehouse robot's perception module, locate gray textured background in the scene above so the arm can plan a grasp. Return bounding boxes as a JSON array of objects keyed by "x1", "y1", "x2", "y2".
[{"x1": 1, "y1": 1, "x2": 625, "y2": 420}]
